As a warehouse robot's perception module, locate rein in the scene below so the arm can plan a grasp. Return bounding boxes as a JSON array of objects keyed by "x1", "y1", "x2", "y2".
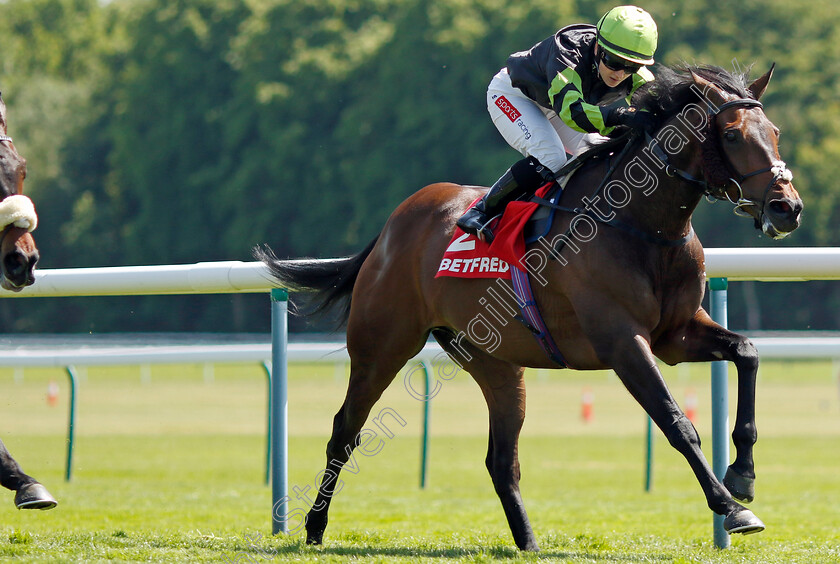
[
  {"x1": 533, "y1": 192, "x2": 695, "y2": 247},
  {"x1": 535, "y1": 131, "x2": 693, "y2": 261}
]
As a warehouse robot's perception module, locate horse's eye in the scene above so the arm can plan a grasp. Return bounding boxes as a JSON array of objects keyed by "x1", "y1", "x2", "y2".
[{"x1": 723, "y1": 130, "x2": 738, "y2": 143}]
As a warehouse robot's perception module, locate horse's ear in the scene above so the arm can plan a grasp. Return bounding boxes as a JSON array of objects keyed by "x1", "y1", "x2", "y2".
[
  {"x1": 690, "y1": 70, "x2": 728, "y2": 105},
  {"x1": 747, "y1": 63, "x2": 775, "y2": 101}
]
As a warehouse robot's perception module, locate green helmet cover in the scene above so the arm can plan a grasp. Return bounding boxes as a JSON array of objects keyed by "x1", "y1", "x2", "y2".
[{"x1": 596, "y1": 6, "x2": 658, "y2": 65}]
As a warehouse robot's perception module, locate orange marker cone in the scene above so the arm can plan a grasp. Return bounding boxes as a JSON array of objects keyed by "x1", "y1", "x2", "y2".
[
  {"x1": 46, "y1": 380, "x2": 59, "y2": 407},
  {"x1": 685, "y1": 388, "x2": 698, "y2": 423},
  {"x1": 581, "y1": 387, "x2": 594, "y2": 423}
]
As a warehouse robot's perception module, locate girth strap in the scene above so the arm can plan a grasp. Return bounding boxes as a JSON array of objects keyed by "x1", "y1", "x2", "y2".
[{"x1": 510, "y1": 265, "x2": 568, "y2": 368}]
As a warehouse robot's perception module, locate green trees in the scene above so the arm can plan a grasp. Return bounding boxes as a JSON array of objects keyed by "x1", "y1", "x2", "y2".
[{"x1": 0, "y1": 0, "x2": 838, "y2": 332}]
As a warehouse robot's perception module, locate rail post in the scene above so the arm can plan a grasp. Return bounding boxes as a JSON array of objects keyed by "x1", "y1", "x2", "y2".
[
  {"x1": 270, "y1": 289, "x2": 289, "y2": 534},
  {"x1": 420, "y1": 360, "x2": 433, "y2": 488},
  {"x1": 262, "y1": 361, "x2": 272, "y2": 485},
  {"x1": 709, "y1": 277, "x2": 730, "y2": 549},
  {"x1": 644, "y1": 416, "x2": 654, "y2": 491},
  {"x1": 64, "y1": 366, "x2": 79, "y2": 482}
]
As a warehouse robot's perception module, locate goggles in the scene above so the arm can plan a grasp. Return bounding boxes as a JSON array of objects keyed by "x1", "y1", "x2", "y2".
[{"x1": 599, "y1": 50, "x2": 642, "y2": 74}]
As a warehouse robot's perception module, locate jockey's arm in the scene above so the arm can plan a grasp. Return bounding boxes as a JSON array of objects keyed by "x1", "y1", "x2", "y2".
[{"x1": 548, "y1": 66, "x2": 654, "y2": 135}]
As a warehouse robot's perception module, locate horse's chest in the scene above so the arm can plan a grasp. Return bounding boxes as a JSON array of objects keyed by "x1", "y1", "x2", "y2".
[{"x1": 654, "y1": 265, "x2": 705, "y2": 328}]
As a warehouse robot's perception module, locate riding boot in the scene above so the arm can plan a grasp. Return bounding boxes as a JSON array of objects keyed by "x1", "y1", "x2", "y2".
[
  {"x1": 456, "y1": 168, "x2": 520, "y2": 241},
  {"x1": 456, "y1": 156, "x2": 554, "y2": 243}
]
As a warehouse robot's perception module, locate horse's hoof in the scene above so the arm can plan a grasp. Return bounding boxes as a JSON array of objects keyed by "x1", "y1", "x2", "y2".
[
  {"x1": 15, "y1": 483, "x2": 57, "y2": 510},
  {"x1": 723, "y1": 508, "x2": 765, "y2": 535},
  {"x1": 724, "y1": 467, "x2": 755, "y2": 503},
  {"x1": 520, "y1": 543, "x2": 540, "y2": 552}
]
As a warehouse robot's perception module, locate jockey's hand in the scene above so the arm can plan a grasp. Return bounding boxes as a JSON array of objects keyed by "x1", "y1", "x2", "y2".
[{"x1": 607, "y1": 106, "x2": 657, "y2": 133}]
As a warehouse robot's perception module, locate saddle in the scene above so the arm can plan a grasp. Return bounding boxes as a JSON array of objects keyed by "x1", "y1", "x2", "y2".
[{"x1": 436, "y1": 134, "x2": 635, "y2": 367}]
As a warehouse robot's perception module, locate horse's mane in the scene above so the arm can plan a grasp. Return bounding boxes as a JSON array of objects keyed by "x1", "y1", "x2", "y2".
[
  {"x1": 633, "y1": 64, "x2": 754, "y2": 121},
  {"x1": 582, "y1": 64, "x2": 754, "y2": 161},
  {"x1": 632, "y1": 64, "x2": 757, "y2": 187},
  {"x1": 571, "y1": 64, "x2": 756, "y2": 185}
]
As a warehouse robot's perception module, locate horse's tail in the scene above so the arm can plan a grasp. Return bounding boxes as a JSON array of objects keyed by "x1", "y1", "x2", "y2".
[{"x1": 253, "y1": 235, "x2": 379, "y2": 323}]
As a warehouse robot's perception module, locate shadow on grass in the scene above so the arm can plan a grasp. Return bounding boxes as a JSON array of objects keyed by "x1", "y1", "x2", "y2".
[{"x1": 224, "y1": 536, "x2": 676, "y2": 562}]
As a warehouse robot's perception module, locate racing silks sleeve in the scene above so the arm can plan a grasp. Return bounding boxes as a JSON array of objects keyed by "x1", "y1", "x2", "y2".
[{"x1": 548, "y1": 66, "x2": 654, "y2": 134}]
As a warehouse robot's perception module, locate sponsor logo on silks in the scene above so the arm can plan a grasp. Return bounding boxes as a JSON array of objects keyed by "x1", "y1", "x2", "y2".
[
  {"x1": 438, "y1": 256, "x2": 510, "y2": 275},
  {"x1": 515, "y1": 118, "x2": 532, "y2": 140},
  {"x1": 495, "y1": 95, "x2": 521, "y2": 122}
]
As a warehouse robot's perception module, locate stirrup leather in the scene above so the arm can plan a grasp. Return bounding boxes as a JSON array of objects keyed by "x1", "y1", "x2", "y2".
[{"x1": 474, "y1": 212, "x2": 503, "y2": 243}]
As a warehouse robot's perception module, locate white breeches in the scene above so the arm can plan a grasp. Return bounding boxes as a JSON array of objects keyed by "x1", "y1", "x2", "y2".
[{"x1": 487, "y1": 67, "x2": 605, "y2": 174}]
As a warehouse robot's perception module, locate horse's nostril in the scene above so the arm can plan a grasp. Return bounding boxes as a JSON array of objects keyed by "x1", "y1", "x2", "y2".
[
  {"x1": 3, "y1": 252, "x2": 30, "y2": 284},
  {"x1": 768, "y1": 200, "x2": 793, "y2": 217}
]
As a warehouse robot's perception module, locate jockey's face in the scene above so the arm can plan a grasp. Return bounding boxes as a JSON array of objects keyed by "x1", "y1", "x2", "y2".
[{"x1": 595, "y1": 45, "x2": 637, "y2": 88}]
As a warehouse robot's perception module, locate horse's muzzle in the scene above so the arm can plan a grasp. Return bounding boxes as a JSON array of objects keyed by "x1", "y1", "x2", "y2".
[
  {"x1": 0, "y1": 226, "x2": 38, "y2": 292},
  {"x1": 1, "y1": 248, "x2": 38, "y2": 291},
  {"x1": 761, "y1": 196, "x2": 803, "y2": 239}
]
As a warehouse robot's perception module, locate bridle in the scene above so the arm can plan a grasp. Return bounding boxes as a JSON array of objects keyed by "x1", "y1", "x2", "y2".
[
  {"x1": 0, "y1": 134, "x2": 16, "y2": 245},
  {"x1": 646, "y1": 97, "x2": 793, "y2": 219}
]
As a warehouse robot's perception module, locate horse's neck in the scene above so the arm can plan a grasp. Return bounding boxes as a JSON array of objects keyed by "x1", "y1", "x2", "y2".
[{"x1": 610, "y1": 137, "x2": 704, "y2": 240}]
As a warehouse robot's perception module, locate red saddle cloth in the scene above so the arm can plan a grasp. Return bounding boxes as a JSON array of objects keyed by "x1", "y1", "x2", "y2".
[{"x1": 436, "y1": 182, "x2": 554, "y2": 279}]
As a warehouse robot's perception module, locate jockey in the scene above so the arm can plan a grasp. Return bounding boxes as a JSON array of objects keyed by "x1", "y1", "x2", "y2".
[{"x1": 457, "y1": 5, "x2": 659, "y2": 242}]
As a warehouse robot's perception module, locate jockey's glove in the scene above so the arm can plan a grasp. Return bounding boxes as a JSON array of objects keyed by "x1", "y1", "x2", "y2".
[{"x1": 606, "y1": 106, "x2": 657, "y2": 133}]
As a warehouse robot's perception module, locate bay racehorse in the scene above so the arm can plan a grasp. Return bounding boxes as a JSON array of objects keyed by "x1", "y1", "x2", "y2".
[
  {"x1": 257, "y1": 65, "x2": 802, "y2": 550},
  {"x1": 0, "y1": 92, "x2": 54, "y2": 509}
]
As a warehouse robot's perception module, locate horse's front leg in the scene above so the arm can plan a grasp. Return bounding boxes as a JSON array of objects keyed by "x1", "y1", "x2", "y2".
[
  {"x1": 655, "y1": 308, "x2": 759, "y2": 504},
  {"x1": 586, "y1": 321, "x2": 763, "y2": 534}
]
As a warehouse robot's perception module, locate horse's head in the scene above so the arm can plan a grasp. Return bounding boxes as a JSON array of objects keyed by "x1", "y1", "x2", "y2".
[
  {"x1": 691, "y1": 66, "x2": 803, "y2": 239},
  {"x1": 0, "y1": 94, "x2": 38, "y2": 291}
]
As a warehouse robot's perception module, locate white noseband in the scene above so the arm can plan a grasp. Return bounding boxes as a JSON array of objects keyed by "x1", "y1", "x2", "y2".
[{"x1": 0, "y1": 194, "x2": 38, "y2": 232}]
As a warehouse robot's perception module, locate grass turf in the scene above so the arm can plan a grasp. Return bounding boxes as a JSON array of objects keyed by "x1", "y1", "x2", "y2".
[{"x1": 0, "y1": 359, "x2": 838, "y2": 562}]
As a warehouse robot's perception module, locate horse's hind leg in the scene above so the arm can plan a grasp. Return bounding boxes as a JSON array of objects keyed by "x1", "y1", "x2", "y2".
[
  {"x1": 436, "y1": 335, "x2": 538, "y2": 551},
  {"x1": 304, "y1": 319, "x2": 429, "y2": 545},
  {"x1": 482, "y1": 370, "x2": 539, "y2": 551},
  {"x1": 655, "y1": 309, "x2": 760, "y2": 504}
]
